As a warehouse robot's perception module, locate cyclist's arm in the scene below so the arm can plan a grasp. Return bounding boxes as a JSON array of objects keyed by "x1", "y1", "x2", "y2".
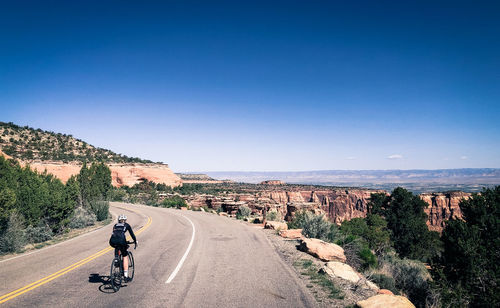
[{"x1": 127, "y1": 223, "x2": 137, "y2": 243}]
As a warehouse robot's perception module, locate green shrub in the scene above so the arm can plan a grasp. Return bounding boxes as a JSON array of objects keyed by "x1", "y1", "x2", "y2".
[
  {"x1": 290, "y1": 211, "x2": 337, "y2": 241},
  {"x1": 266, "y1": 209, "x2": 279, "y2": 221},
  {"x1": 340, "y1": 214, "x2": 391, "y2": 254},
  {"x1": 359, "y1": 246, "x2": 378, "y2": 270},
  {"x1": 108, "y1": 188, "x2": 127, "y2": 202},
  {"x1": 161, "y1": 195, "x2": 187, "y2": 208},
  {"x1": 370, "y1": 274, "x2": 399, "y2": 295},
  {"x1": 380, "y1": 252, "x2": 432, "y2": 307},
  {"x1": 0, "y1": 211, "x2": 27, "y2": 253},
  {"x1": 68, "y1": 207, "x2": 96, "y2": 229},
  {"x1": 26, "y1": 223, "x2": 53, "y2": 243},
  {"x1": 287, "y1": 210, "x2": 310, "y2": 229},
  {"x1": 237, "y1": 205, "x2": 251, "y2": 218},
  {"x1": 302, "y1": 214, "x2": 332, "y2": 240},
  {"x1": 340, "y1": 236, "x2": 377, "y2": 272},
  {"x1": 90, "y1": 201, "x2": 109, "y2": 221}
]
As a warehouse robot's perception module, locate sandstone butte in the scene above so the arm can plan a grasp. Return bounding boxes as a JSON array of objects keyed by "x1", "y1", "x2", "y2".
[{"x1": 0, "y1": 150, "x2": 182, "y2": 188}]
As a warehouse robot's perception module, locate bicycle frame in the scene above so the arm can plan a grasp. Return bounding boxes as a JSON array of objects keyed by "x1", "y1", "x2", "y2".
[{"x1": 110, "y1": 241, "x2": 136, "y2": 292}]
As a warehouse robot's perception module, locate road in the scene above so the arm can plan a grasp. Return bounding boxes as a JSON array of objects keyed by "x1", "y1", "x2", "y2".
[{"x1": 0, "y1": 203, "x2": 316, "y2": 307}]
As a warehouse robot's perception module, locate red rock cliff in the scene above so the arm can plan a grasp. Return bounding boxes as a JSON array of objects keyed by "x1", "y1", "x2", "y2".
[
  {"x1": 420, "y1": 191, "x2": 470, "y2": 232},
  {"x1": 263, "y1": 189, "x2": 384, "y2": 224},
  {"x1": 26, "y1": 161, "x2": 182, "y2": 187}
]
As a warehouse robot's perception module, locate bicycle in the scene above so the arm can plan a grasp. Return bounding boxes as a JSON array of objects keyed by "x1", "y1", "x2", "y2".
[{"x1": 110, "y1": 240, "x2": 136, "y2": 292}]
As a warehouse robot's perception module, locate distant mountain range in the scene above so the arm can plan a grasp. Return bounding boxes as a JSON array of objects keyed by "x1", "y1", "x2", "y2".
[{"x1": 204, "y1": 169, "x2": 500, "y2": 193}]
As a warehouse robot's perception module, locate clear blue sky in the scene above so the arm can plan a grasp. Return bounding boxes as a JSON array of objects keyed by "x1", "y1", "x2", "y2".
[{"x1": 1, "y1": 1, "x2": 499, "y2": 171}]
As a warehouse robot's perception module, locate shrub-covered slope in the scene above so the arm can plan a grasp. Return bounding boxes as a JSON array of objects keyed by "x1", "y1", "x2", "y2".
[{"x1": 0, "y1": 121, "x2": 155, "y2": 163}]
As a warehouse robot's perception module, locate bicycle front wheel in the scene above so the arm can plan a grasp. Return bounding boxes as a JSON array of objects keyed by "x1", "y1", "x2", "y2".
[
  {"x1": 127, "y1": 252, "x2": 135, "y2": 282},
  {"x1": 110, "y1": 258, "x2": 122, "y2": 292}
]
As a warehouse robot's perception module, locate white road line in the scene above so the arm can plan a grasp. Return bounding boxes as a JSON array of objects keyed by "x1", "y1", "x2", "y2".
[{"x1": 166, "y1": 214, "x2": 196, "y2": 284}]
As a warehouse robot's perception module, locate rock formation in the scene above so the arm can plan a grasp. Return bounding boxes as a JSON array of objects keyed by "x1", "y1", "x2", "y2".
[
  {"x1": 298, "y1": 238, "x2": 347, "y2": 262},
  {"x1": 420, "y1": 191, "x2": 471, "y2": 232},
  {"x1": 184, "y1": 188, "x2": 471, "y2": 232},
  {"x1": 323, "y1": 261, "x2": 378, "y2": 291},
  {"x1": 26, "y1": 161, "x2": 182, "y2": 187}
]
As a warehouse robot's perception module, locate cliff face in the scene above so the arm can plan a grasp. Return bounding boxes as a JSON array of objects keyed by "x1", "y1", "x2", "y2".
[
  {"x1": 184, "y1": 188, "x2": 470, "y2": 232},
  {"x1": 264, "y1": 189, "x2": 384, "y2": 224},
  {"x1": 27, "y1": 161, "x2": 182, "y2": 187},
  {"x1": 420, "y1": 192, "x2": 471, "y2": 232}
]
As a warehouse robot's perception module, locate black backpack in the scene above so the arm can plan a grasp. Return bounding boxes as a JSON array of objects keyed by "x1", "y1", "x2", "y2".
[{"x1": 109, "y1": 223, "x2": 127, "y2": 246}]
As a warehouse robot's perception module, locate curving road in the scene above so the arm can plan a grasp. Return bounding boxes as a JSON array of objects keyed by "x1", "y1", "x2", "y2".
[{"x1": 0, "y1": 203, "x2": 316, "y2": 307}]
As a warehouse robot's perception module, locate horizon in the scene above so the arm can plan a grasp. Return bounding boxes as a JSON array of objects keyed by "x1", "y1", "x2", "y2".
[
  {"x1": 1, "y1": 1, "x2": 499, "y2": 172},
  {"x1": 182, "y1": 167, "x2": 500, "y2": 173}
]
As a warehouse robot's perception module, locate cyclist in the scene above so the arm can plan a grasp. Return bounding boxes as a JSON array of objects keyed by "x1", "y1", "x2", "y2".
[{"x1": 109, "y1": 214, "x2": 137, "y2": 280}]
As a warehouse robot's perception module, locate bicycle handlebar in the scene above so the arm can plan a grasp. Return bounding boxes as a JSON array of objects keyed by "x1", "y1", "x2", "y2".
[{"x1": 127, "y1": 240, "x2": 137, "y2": 249}]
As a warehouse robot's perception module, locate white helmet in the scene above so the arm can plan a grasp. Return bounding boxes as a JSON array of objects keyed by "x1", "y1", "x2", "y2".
[{"x1": 118, "y1": 214, "x2": 127, "y2": 222}]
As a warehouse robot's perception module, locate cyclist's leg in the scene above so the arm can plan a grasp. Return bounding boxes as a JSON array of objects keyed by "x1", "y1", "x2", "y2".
[{"x1": 121, "y1": 247, "x2": 129, "y2": 273}]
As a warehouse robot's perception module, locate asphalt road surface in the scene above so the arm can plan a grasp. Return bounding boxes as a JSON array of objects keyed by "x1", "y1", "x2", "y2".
[{"x1": 0, "y1": 202, "x2": 316, "y2": 307}]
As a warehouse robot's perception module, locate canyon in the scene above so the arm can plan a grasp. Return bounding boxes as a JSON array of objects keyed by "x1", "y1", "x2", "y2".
[
  {"x1": 183, "y1": 187, "x2": 471, "y2": 232},
  {"x1": 0, "y1": 149, "x2": 471, "y2": 231}
]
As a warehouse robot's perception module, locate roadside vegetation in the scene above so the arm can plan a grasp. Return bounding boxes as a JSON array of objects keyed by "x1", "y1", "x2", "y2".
[
  {"x1": 0, "y1": 156, "x2": 112, "y2": 254},
  {"x1": 294, "y1": 259, "x2": 344, "y2": 300},
  {"x1": 287, "y1": 186, "x2": 500, "y2": 308}
]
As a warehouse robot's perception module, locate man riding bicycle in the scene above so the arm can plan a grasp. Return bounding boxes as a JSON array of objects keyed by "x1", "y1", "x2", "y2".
[{"x1": 109, "y1": 214, "x2": 137, "y2": 280}]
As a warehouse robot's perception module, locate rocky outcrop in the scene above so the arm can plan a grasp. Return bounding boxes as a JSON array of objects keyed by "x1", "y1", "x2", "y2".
[
  {"x1": 357, "y1": 294, "x2": 415, "y2": 308},
  {"x1": 298, "y1": 238, "x2": 346, "y2": 262},
  {"x1": 26, "y1": 161, "x2": 182, "y2": 187},
  {"x1": 420, "y1": 191, "x2": 471, "y2": 232},
  {"x1": 323, "y1": 261, "x2": 378, "y2": 291},
  {"x1": 264, "y1": 221, "x2": 288, "y2": 231},
  {"x1": 264, "y1": 189, "x2": 384, "y2": 224},
  {"x1": 279, "y1": 229, "x2": 303, "y2": 239}
]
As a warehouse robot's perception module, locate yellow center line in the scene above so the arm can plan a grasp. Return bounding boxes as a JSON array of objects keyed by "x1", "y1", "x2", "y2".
[{"x1": 0, "y1": 205, "x2": 152, "y2": 305}]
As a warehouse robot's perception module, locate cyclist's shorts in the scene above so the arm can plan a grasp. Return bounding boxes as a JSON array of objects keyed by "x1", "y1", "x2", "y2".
[{"x1": 112, "y1": 244, "x2": 129, "y2": 257}]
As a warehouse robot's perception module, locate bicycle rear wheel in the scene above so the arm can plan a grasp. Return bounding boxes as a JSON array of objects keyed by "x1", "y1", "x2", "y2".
[
  {"x1": 110, "y1": 258, "x2": 122, "y2": 292},
  {"x1": 127, "y1": 252, "x2": 135, "y2": 282}
]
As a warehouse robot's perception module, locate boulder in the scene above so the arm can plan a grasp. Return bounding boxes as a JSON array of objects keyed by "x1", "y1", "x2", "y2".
[
  {"x1": 298, "y1": 238, "x2": 346, "y2": 262},
  {"x1": 180, "y1": 207, "x2": 188, "y2": 211},
  {"x1": 279, "y1": 229, "x2": 303, "y2": 239},
  {"x1": 219, "y1": 212, "x2": 229, "y2": 217},
  {"x1": 324, "y1": 261, "x2": 360, "y2": 283},
  {"x1": 357, "y1": 294, "x2": 415, "y2": 308},
  {"x1": 323, "y1": 261, "x2": 378, "y2": 291},
  {"x1": 378, "y1": 289, "x2": 394, "y2": 295},
  {"x1": 264, "y1": 221, "x2": 288, "y2": 231}
]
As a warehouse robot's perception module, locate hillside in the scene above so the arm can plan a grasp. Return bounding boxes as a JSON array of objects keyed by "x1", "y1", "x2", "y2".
[
  {"x1": 0, "y1": 122, "x2": 181, "y2": 187},
  {"x1": 0, "y1": 121, "x2": 155, "y2": 164}
]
